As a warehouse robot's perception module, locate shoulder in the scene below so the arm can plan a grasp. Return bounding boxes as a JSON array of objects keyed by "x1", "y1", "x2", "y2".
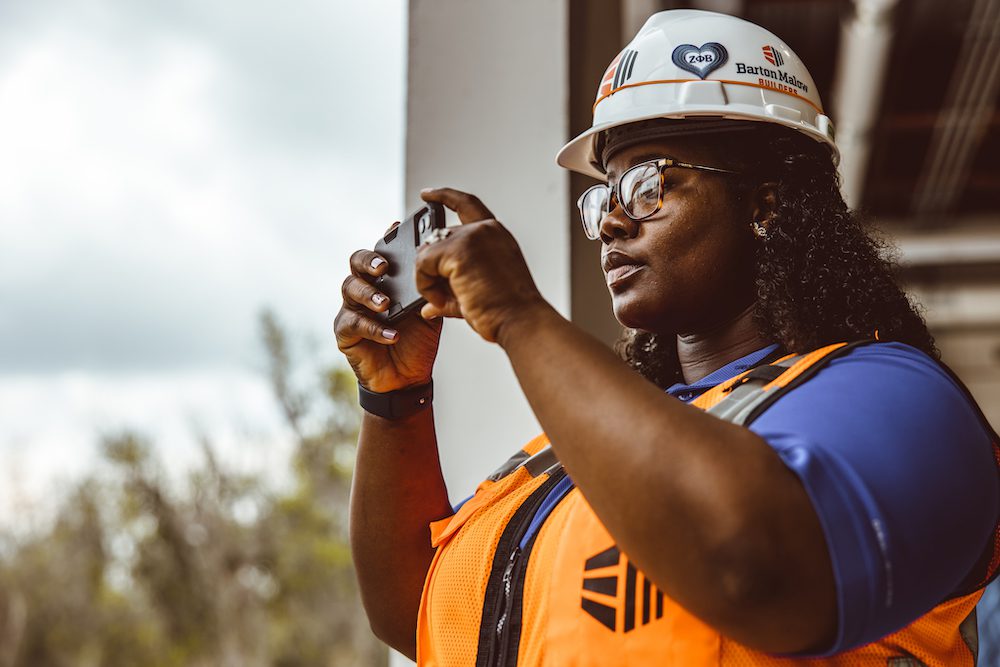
[
  {"x1": 823, "y1": 340, "x2": 962, "y2": 387},
  {"x1": 756, "y1": 341, "x2": 991, "y2": 445},
  {"x1": 749, "y1": 341, "x2": 996, "y2": 485},
  {"x1": 803, "y1": 340, "x2": 966, "y2": 398},
  {"x1": 750, "y1": 341, "x2": 998, "y2": 650}
]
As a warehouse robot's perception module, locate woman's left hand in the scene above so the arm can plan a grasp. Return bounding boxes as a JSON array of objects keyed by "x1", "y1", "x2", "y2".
[{"x1": 416, "y1": 187, "x2": 549, "y2": 343}]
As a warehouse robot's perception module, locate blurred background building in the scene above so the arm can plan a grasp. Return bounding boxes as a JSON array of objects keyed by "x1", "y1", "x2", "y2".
[{"x1": 407, "y1": 0, "x2": 1000, "y2": 664}]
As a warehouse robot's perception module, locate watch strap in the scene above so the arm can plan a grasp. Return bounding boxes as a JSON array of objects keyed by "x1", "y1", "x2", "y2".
[{"x1": 358, "y1": 380, "x2": 433, "y2": 420}]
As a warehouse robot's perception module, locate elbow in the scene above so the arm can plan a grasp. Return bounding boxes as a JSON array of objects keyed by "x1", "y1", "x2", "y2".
[
  {"x1": 703, "y1": 531, "x2": 786, "y2": 625},
  {"x1": 368, "y1": 620, "x2": 416, "y2": 661},
  {"x1": 698, "y1": 526, "x2": 836, "y2": 654},
  {"x1": 359, "y1": 592, "x2": 418, "y2": 660}
]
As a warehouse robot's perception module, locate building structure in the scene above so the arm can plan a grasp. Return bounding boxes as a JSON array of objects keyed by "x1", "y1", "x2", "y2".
[{"x1": 398, "y1": 1, "x2": 1000, "y2": 663}]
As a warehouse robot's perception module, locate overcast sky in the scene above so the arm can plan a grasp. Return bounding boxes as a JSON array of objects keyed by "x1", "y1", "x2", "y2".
[{"x1": 0, "y1": 0, "x2": 405, "y2": 506}]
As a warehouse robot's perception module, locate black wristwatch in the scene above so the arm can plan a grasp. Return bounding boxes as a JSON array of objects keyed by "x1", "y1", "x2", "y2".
[{"x1": 358, "y1": 380, "x2": 433, "y2": 420}]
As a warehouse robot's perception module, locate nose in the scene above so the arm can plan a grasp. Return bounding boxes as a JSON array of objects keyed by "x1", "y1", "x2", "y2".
[{"x1": 599, "y1": 204, "x2": 640, "y2": 244}]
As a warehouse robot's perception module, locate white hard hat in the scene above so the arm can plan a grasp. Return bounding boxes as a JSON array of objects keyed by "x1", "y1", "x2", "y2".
[{"x1": 556, "y1": 9, "x2": 837, "y2": 178}]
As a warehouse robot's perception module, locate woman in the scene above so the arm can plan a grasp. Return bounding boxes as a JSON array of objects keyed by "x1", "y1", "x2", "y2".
[{"x1": 337, "y1": 10, "x2": 999, "y2": 666}]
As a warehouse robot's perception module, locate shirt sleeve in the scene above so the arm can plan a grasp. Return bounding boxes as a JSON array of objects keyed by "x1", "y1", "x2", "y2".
[{"x1": 747, "y1": 342, "x2": 998, "y2": 655}]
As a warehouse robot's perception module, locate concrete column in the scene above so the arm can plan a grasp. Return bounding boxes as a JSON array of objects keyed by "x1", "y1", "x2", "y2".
[
  {"x1": 398, "y1": 0, "x2": 569, "y2": 662},
  {"x1": 831, "y1": 0, "x2": 898, "y2": 209},
  {"x1": 568, "y1": 1, "x2": 626, "y2": 347},
  {"x1": 622, "y1": 0, "x2": 665, "y2": 43}
]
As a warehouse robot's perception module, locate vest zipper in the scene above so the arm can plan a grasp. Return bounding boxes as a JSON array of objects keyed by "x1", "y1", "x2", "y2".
[
  {"x1": 493, "y1": 546, "x2": 521, "y2": 665},
  {"x1": 475, "y1": 469, "x2": 568, "y2": 667}
]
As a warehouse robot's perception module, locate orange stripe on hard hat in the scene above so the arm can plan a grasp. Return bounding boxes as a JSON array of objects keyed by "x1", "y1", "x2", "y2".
[
  {"x1": 598, "y1": 53, "x2": 623, "y2": 99},
  {"x1": 593, "y1": 78, "x2": 825, "y2": 116}
]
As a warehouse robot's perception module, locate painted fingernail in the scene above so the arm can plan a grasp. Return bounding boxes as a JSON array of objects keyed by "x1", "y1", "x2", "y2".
[
  {"x1": 371, "y1": 257, "x2": 385, "y2": 269},
  {"x1": 372, "y1": 293, "x2": 387, "y2": 306},
  {"x1": 382, "y1": 328, "x2": 398, "y2": 340}
]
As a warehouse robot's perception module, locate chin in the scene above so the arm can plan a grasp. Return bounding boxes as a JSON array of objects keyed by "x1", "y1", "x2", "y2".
[{"x1": 611, "y1": 292, "x2": 678, "y2": 334}]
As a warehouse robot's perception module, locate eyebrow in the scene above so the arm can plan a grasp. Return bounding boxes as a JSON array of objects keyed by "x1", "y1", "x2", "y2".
[{"x1": 607, "y1": 154, "x2": 675, "y2": 181}]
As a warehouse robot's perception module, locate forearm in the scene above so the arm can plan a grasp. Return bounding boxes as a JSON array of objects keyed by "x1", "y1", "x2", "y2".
[
  {"x1": 350, "y1": 407, "x2": 453, "y2": 658},
  {"x1": 496, "y1": 304, "x2": 834, "y2": 651}
]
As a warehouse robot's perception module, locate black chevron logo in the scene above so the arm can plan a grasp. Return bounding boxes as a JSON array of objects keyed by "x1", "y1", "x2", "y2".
[{"x1": 580, "y1": 545, "x2": 664, "y2": 632}]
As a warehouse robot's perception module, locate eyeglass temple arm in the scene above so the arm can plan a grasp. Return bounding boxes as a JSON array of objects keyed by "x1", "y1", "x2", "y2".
[{"x1": 661, "y1": 158, "x2": 740, "y2": 174}]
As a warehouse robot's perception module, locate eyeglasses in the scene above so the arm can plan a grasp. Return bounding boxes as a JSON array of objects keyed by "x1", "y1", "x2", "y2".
[{"x1": 576, "y1": 157, "x2": 740, "y2": 240}]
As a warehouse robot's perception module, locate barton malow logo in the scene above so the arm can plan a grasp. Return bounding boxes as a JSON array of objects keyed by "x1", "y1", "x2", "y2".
[
  {"x1": 762, "y1": 44, "x2": 785, "y2": 67},
  {"x1": 580, "y1": 545, "x2": 665, "y2": 633},
  {"x1": 735, "y1": 53, "x2": 809, "y2": 94}
]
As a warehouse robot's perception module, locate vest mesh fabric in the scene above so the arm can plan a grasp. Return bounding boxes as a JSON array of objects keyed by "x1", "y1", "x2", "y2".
[
  {"x1": 419, "y1": 435, "x2": 556, "y2": 666},
  {"x1": 517, "y1": 495, "x2": 576, "y2": 665},
  {"x1": 416, "y1": 345, "x2": 991, "y2": 666},
  {"x1": 718, "y1": 592, "x2": 981, "y2": 666},
  {"x1": 982, "y1": 442, "x2": 1000, "y2": 589}
]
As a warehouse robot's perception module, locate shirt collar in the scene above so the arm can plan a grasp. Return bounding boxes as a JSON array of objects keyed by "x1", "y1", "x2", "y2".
[{"x1": 666, "y1": 343, "x2": 781, "y2": 400}]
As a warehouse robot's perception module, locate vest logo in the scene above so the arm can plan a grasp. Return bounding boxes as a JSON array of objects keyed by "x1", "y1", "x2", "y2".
[
  {"x1": 580, "y1": 545, "x2": 665, "y2": 633},
  {"x1": 598, "y1": 48, "x2": 639, "y2": 99},
  {"x1": 762, "y1": 45, "x2": 785, "y2": 67}
]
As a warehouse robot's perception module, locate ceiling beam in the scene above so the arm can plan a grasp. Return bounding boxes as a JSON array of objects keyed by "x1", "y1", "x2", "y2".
[
  {"x1": 913, "y1": 0, "x2": 1000, "y2": 216},
  {"x1": 884, "y1": 220, "x2": 1000, "y2": 267}
]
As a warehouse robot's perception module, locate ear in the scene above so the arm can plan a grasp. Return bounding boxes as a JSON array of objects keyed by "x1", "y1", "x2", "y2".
[{"x1": 750, "y1": 182, "x2": 779, "y2": 231}]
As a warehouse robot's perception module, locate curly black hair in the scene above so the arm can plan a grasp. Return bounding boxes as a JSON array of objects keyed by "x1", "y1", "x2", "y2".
[{"x1": 615, "y1": 121, "x2": 937, "y2": 389}]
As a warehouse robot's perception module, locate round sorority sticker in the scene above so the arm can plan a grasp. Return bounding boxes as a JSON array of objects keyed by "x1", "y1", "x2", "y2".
[{"x1": 671, "y1": 42, "x2": 728, "y2": 79}]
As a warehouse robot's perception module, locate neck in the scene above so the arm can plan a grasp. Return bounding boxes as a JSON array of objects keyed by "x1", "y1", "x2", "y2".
[{"x1": 675, "y1": 303, "x2": 771, "y2": 385}]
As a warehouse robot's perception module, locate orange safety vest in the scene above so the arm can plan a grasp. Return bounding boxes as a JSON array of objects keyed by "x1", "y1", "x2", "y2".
[{"x1": 416, "y1": 342, "x2": 1000, "y2": 666}]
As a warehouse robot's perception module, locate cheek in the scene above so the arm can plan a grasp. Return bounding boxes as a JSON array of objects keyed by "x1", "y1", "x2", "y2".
[
  {"x1": 614, "y1": 198, "x2": 755, "y2": 328},
  {"x1": 653, "y1": 197, "x2": 746, "y2": 273}
]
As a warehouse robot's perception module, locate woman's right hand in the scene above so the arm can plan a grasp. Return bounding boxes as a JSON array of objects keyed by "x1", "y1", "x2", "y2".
[{"x1": 335, "y1": 242, "x2": 443, "y2": 393}]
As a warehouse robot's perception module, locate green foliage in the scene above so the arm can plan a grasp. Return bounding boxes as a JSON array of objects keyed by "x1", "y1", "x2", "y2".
[{"x1": 0, "y1": 310, "x2": 385, "y2": 667}]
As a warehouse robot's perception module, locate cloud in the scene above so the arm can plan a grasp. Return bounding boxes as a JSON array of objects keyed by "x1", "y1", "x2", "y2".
[
  {"x1": 0, "y1": 0, "x2": 405, "y2": 499},
  {"x1": 0, "y1": 0, "x2": 405, "y2": 372}
]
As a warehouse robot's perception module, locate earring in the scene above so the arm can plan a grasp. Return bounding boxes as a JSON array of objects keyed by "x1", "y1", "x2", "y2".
[{"x1": 751, "y1": 220, "x2": 768, "y2": 239}]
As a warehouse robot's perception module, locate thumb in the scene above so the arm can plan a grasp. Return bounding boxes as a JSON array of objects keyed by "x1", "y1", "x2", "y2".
[{"x1": 421, "y1": 300, "x2": 463, "y2": 321}]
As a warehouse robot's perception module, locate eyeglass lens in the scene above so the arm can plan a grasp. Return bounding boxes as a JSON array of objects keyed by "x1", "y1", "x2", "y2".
[
  {"x1": 578, "y1": 162, "x2": 661, "y2": 239},
  {"x1": 620, "y1": 163, "x2": 660, "y2": 219},
  {"x1": 579, "y1": 186, "x2": 608, "y2": 239}
]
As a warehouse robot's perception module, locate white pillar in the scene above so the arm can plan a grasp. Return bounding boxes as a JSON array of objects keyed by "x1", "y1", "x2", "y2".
[
  {"x1": 622, "y1": 0, "x2": 665, "y2": 43},
  {"x1": 831, "y1": 0, "x2": 898, "y2": 209},
  {"x1": 397, "y1": 0, "x2": 570, "y2": 663},
  {"x1": 690, "y1": 0, "x2": 745, "y2": 17}
]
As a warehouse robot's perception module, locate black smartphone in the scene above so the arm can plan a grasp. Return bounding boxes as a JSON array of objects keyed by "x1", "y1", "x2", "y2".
[{"x1": 374, "y1": 202, "x2": 447, "y2": 323}]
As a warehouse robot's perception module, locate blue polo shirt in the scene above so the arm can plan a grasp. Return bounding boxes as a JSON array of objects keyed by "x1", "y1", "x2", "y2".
[{"x1": 668, "y1": 341, "x2": 998, "y2": 655}]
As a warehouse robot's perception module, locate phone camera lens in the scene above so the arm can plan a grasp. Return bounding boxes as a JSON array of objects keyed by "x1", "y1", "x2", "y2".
[{"x1": 419, "y1": 213, "x2": 430, "y2": 234}]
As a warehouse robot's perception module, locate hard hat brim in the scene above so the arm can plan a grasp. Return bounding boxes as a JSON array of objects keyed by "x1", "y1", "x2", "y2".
[{"x1": 557, "y1": 111, "x2": 838, "y2": 179}]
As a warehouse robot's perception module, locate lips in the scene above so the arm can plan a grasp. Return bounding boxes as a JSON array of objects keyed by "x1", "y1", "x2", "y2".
[{"x1": 602, "y1": 249, "x2": 645, "y2": 287}]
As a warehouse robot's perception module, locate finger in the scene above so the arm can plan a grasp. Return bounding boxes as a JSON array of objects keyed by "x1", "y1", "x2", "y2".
[
  {"x1": 350, "y1": 249, "x2": 388, "y2": 278},
  {"x1": 415, "y1": 243, "x2": 453, "y2": 307},
  {"x1": 342, "y1": 274, "x2": 390, "y2": 313},
  {"x1": 420, "y1": 301, "x2": 462, "y2": 320},
  {"x1": 420, "y1": 302, "x2": 441, "y2": 320},
  {"x1": 334, "y1": 308, "x2": 399, "y2": 350},
  {"x1": 420, "y1": 187, "x2": 494, "y2": 224}
]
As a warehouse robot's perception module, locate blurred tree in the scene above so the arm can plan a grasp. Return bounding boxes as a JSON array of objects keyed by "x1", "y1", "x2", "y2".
[{"x1": 0, "y1": 310, "x2": 386, "y2": 667}]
